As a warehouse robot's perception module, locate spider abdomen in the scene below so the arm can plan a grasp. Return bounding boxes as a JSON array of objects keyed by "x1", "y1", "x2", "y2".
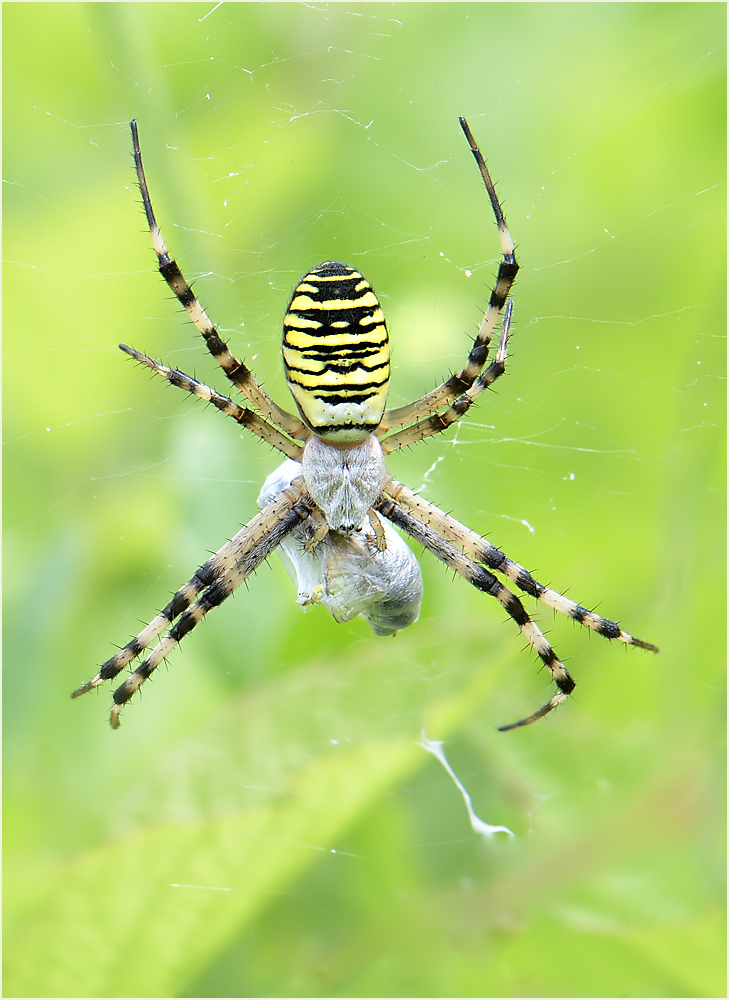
[{"x1": 283, "y1": 261, "x2": 390, "y2": 441}]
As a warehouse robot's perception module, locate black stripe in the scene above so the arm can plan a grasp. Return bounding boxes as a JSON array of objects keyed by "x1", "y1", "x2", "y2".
[
  {"x1": 202, "y1": 330, "x2": 228, "y2": 357},
  {"x1": 556, "y1": 672, "x2": 576, "y2": 695},
  {"x1": 159, "y1": 260, "x2": 195, "y2": 305},
  {"x1": 310, "y1": 420, "x2": 380, "y2": 433},
  {"x1": 287, "y1": 307, "x2": 377, "y2": 325},
  {"x1": 165, "y1": 590, "x2": 193, "y2": 621},
  {"x1": 498, "y1": 590, "x2": 531, "y2": 628},
  {"x1": 593, "y1": 616, "x2": 621, "y2": 639},
  {"x1": 99, "y1": 636, "x2": 145, "y2": 679},
  {"x1": 303, "y1": 375, "x2": 388, "y2": 391},
  {"x1": 294, "y1": 341, "x2": 386, "y2": 357},
  {"x1": 285, "y1": 360, "x2": 389, "y2": 376},
  {"x1": 306, "y1": 375, "x2": 389, "y2": 391},
  {"x1": 310, "y1": 391, "x2": 381, "y2": 405},
  {"x1": 488, "y1": 261, "x2": 519, "y2": 311},
  {"x1": 466, "y1": 343, "x2": 489, "y2": 369},
  {"x1": 306, "y1": 261, "x2": 357, "y2": 277},
  {"x1": 569, "y1": 604, "x2": 619, "y2": 639},
  {"x1": 297, "y1": 280, "x2": 369, "y2": 302}
]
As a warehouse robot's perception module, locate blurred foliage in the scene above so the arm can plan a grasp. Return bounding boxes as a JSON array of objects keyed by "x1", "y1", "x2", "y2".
[{"x1": 3, "y1": 3, "x2": 725, "y2": 997}]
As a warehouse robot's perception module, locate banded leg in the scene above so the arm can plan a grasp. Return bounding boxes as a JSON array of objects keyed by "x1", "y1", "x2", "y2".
[
  {"x1": 384, "y1": 478, "x2": 659, "y2": 653},
  {"x1": 378, "y1": 117, "x2": 518, "y2": 432},
  {"x1": 375, "y1": 495, "x2": 574, "y2": 730},
  {"x1": 130, "y1": 120, "x2": 308, "y2": 440},
  {"x1": 109, "y1": 492, "x2": 316, "y2": 728},
  {"x1": 121, "y1": 344, "x2": 305, "y2": 460},
  {"x1": 72, "y1": 485, "x2": 308, "y2": 699},
  {"x1": 380, "y1": 301, "x2": 511, "y2": 454}
]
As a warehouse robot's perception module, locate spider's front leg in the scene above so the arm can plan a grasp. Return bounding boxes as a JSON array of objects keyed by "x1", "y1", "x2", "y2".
[
  {"x1": 379, "y1": 117, "x2": 518, "y2": 433},
  {"x1": 130, "y1": 120, "x2": 308, "y2": 441},
  {"x1": 366, "y1": 509, "x2": 388, "y2": 552},
  {"x1": 120, "y1": 345, "x2": 305, "y2": 461},
  {"x1": 301, "y1": 507, "x2": 388, "y2": 555},
  {"x1": 303, "y1": 508, "x2": 330, "y2": 553},
  {"x1": 380, "y1": 301, "x2": 512, "y2": 455}
]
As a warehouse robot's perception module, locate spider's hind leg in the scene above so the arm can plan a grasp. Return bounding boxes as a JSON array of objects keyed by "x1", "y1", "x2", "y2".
[
  {"x1": 376, "y1": 494, "x2": 576, "y2": 730},
  {"x1": 72, "y1": 486, "x2": 312, "y2": 720},
  {"x1": 384, "y1": 477, "x2": 659, "y2": 653},
  {"x1": 107, "y1": 490, "x2": 314, "y2": 727}
]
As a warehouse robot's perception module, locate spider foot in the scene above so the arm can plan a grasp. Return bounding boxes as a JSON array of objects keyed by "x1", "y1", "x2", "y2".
[
  {"x1": 71, "y1": 673, "x2": 105, "y2": 698},
  {"x1": 628, "y1": 636, "x2": 659, "y2": 653},
  {"x1": 108, "y1": 667, "x2": 147, "y2": 727},
  {"x1": 497, "y1": 690, "x2": 570, "y2": 732}
]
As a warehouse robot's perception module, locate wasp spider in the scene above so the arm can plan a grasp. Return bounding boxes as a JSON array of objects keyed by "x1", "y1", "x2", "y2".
[{"x1": 73, "y1": 118, "x2": 658, "y2": 729}]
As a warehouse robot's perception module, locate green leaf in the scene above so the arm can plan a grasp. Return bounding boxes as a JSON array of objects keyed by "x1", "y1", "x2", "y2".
[{"x1": 4, "y1": 672, "x2": 493, "y2": 998}]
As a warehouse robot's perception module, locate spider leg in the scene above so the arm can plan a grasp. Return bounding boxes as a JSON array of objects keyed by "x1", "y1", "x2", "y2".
[
  {"x1": 108, "y1": 491, "x2": 315, "y2": 727},
  {"x1": 378, "y1": 117, "x2": 518, "y2": 433},
  {"x1": 375, "y1": 494, "x2": 575, "y2": 730},
  {"x1": 72, "y1": 484, "x2": 310, "y2": 700},
  {"x1": 383, "y1": 477, "x2": 658, "y2": 653},
  {"x1": 366, "y1": 508, "x2": 388, "y2": 551},
  {"x1": 380, "y1": 301, "x2": 511, "y2": 454},
  {"x1": 130, "y1": 120, "x2": 308, "y2": 441},
  {"x1": 120, "y1": 345, "x2": 304, "y2": 461},
  {"x1": 303, "y1": 509, "x2": 330, "y2": 553}
]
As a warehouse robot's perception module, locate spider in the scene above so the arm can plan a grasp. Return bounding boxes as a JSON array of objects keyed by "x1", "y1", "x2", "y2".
[{"x1": 73, "y1": 118, "x2": 658, "y2": 729}]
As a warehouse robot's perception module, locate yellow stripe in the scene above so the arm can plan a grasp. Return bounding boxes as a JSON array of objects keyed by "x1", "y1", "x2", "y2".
[
  {"x1": 289, "y1": 291, "x2": 379, "y2": 311},
  {"x1": 359, "y1": 310, "x2": 384, "y2": 326},
  {"x1": 283, "y1": 314, "x2": 323, "y2": 330},
  {"x1": 289, "y1": 374, "x2": 386, "y2": 391},
  {"x1": 304, "y1": 271, "x2": 363, "y2": 282},
  {"x1": 358, "y1": 325, "x2": 387, "y2": 340},
  {"x1": 283, "y1": 329, "x2": 387, "y2": 349}
]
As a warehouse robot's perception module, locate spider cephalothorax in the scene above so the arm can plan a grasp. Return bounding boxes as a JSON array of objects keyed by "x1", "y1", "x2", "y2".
[{"x1": 73, "y1": 118, "x2": 657, "y2": 729}]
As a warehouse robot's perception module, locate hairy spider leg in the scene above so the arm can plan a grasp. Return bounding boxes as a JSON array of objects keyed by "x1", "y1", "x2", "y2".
[
  {"x1": 120, "y1": 345, "x2": 304, "y2": 460},
  {"x1": 380, "y1": 301, "x2": 512, "y2": 453},
  {"x1": 385, "y1": 481, "x2": 657, "y2": 652},
  {"x1": 108, "y1": 493, "x2": 315, "y2": 727},
  {"x1": 376, "y1": 495, "x2": 575, "y2": 729},
  {"x1": 130, "y1": 119, "x2": 307, "y2": 440},
  {"x1": 72, "y1": 486, "x2": 309, "y2": 702},
  {"x1": 378, "y1": 117, "x2": 518, "y2": 432}
]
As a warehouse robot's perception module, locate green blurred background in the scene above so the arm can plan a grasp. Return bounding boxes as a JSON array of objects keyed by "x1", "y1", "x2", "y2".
[{"x1": 3, "y1": 4, "x2": 725, "y2": 997}]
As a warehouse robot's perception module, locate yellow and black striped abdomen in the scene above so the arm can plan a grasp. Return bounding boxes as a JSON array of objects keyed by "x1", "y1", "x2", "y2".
[{"x1": 282, "y1": 262, "x2": 390, "y2": 441}]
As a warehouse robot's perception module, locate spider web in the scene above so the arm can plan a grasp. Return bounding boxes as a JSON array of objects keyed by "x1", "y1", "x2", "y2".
[{"x1": 3, "y1": 5, "x2": 725, "y2": 997}]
